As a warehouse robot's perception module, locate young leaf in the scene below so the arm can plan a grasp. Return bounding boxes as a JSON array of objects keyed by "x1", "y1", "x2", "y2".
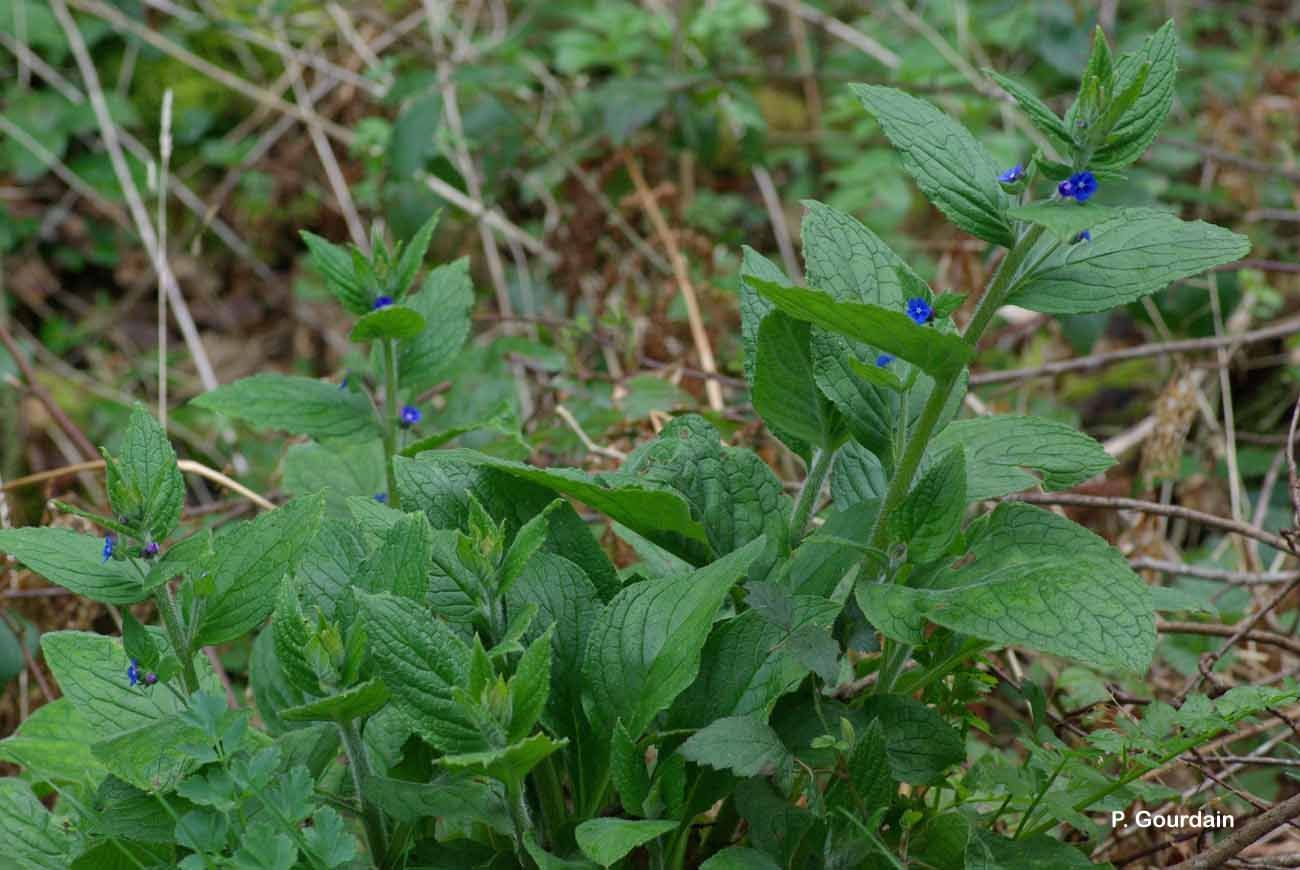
[
  {"x1": 926, "y1": 416, "x2": 1115, "y2": 501},
  {"x1": 271, "y1": 579, "x2": 319, "y2": 696},
  {"x1": 582, "y1": 537, "x2": 766, "y2": 741},
  {"x1": 984, "y1": 70, "x2": 1071, "y2": 150},
  {"x1": 507, "y1": 627, "x2": 553, "y2": 742},
  {"x1": 575, "y1": 818, "x2": 678, "y2": 868},
  {"x1": 609, "y1": 720, "x2": 650, "y2": 817},
  {"x1": 1091, "y1": 21, "x2": 1177, "y2": 169},
  {"x1": 349, "y1": 304, "x2": 427, "y2": 342},
  {"x1": 398, "y1": 258, "x2": 475, "y2": 394},
  {"x1": 1007, "y1": 208, "x2": 1250, "y2": 315},
  {"x1": 391, "y1": 211, "x2": 440, "y2": 298},
  {"x1": 191, "y1": 374, "x2": 382, "y2": 444},
  {"x1": 851, "y1": 84, "x2": 1013, "y2": 246},
  {"x1": 300, "y1": 230, "x2": 370, "y2": 315},
  {"x1": 363, "y1": 773, "x2": 511, "y2": 832},
  {"x1": 355, "y1": 591, "x2": 482, "y2": 753},
  {"x1": 748, "y1": 278, "x2": 974, "y2": 379},
  {"x1": 280, "y1": 680, "x2": 390, "y2": 724},
  {"x1": 890, "y1": 446, "x2": 966, "y2": 563},
  {"x1": 118, "y1": 404, "x2": 185, "y2": 540},
  {"x1": 355, "y1": 510, "x2": 434, "y2": 602},
  {"x1": 753, "y1": 311, "x2": 845, "y2": 451},
  {"x1": 0, "y1": 528, "x2": 145, "y2": 605},
  {"x1": 678, "y1": 716, "x2": 792, "y2": 778},
  {"x1": 197, "y1": 495, "x2": 324, "y2": 646},
  {"x1": 441, "y1": 733, "x2": 568, "y2": 788}
]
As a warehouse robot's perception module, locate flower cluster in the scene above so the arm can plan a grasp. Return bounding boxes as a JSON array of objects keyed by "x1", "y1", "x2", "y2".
[
  {"x1": 101, "y1": 534, "x2": 115, "y2": 563},
  {"x1": 1058, "y1": 171, "x2": 1097, "y2": 203},
  {"x1": 127, "y1": 659, "x2": 157, "y2": 688},
  {"x1": 372, "y1": 295, "x2": 394, "y2": 310},
  {"x1": 399, "y1": 405, "x2": 422, "y2": 428},
  {"x1": 998, "y1": 164, "x2": 1024, "y2": 184},
  {"x1": 906, "y1": 297, "x2": 934, "y2": 325}
]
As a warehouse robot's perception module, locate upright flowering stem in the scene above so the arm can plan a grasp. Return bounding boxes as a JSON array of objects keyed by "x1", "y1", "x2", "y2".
[
  {"x1": 790, "y1": 447, "x2": 835, "y2": 542},
  {"x1": 870, "y1": 224, "x2": 1048, "y2": 694},
  {"x1": 155, "y1": 585, "x2": 200, "y2": 695},
  {"x1": 381, "y1": 338, "x2": 402, "y2": 511},
  {"x1": 338, "y1": 718, "x2": 390, "y2": 866}
]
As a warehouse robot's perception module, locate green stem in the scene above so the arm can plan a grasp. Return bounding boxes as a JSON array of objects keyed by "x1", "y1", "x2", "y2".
[
  {"x1": 869, "y1": 224, "x2": 1048, "y2": 695},
  {"x1": 1014, "y1": 756, "x2": 1067, "y2": 838},
  {"x1": 533, "y1": 756, "x2": 568, "y2": 848},
  {"x1": 155, "y1": 585, "x2": 199, "y2": 695},
  {"x1": 338, "y1": 719, "x2": 389, "y2": 866},
  {"x1": 790, "y1": 447, "x2": 835, "y2": 542},
  {"x1": 506, "y1": 779, "x2": 532, "y2": 857},
  {"x1": 381, "y1": 338, "x2": 402, "y2": 510}
]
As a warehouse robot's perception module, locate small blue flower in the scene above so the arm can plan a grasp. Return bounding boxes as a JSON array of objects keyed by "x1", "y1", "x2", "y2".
[
  {"x1": 142, "y1": 541, "x2": 160, "y2": 558},
  {"x1": 338, "y1": 375, "x2": 349, "y2": 391},
  {"x1": 876, "y1": 353, "x2": 895, "y2": 367},
  {"x1": 102, "y1": 535, "x2": 115, "y2": 563},
  {"x1": 1073, "y1": 229, "x2": 1092, "y2": 243},
  {"x1": 1058, "y1": 171, "x2": 1097, "y2": 203},
  {"x1": 373, "y1": 492, "x2": 388, "y2": 503},
  {"x1": 998, "y1": 164, "x2": 1024, "y2": 183},
  {"x1": 372, "y1": 295, "x2": 394, "y2": 310},
  {"x1": 399, "y1": 405, "x2": 422, "y2": 428},
  {"x1": 127, "y1": 659, "x2": 141, "y2": 687},
  {"x1": 905, "y1": 297, "x2": 933, "y2": 325}
]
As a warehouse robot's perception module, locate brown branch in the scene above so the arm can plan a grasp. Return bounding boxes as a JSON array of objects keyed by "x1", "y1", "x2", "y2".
[
  {"x1": 1158, "y1": 620, "x2": 1300, "y2": 657},
  {"x1": 1004, "y1": 492, "x2": 1299, "y2": 556},
  {"x1": 970, "y1": 315, "x2": 1300, "y2": 385},
  {"x1": 1167, "y1": 790, "x2": 1300, "y2": 869},
  {"x1": 0, "y1": 326, "x2": 98, "y2": 460}
]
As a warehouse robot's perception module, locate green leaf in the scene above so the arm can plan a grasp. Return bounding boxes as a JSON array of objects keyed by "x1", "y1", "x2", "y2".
[
  {"x1": 984, "y1": 71, "x2": 1071, "y2": 150},
  {"x1": 749, "y1": 278, "x2": 974, "y2": 378},
  {"x1": 1008, "y1": 209, "x2": 1251, "y2": 315},
  {"x1": 891, "y1": 446, "x2": 966, "y2": 562},
  {"x1": 739, "y1": 247, "x2": 810, "y2": 460},
  {"x1": 499, "y1": 502, "x2": 559, "y2": 597},
  {"x1": 966, "y1": 828, "x2": 1099, "y2": 869},
  {"x1": 506, "y1": 628, "x2": 553, "y2": 742},
  {"x1": 302, "y1": 806, "x2": 358, "y2": 869},
  {"x1": 356, "y1": 510, "x2": 433, "y2": 602},
  {"x1": 525, "y1": 833, "x2": 601, "y2": 869},
  {"x1": 281, "y1": 679, "x2": 390, "y2": 723},
  {"x1": 41, "y1": 632, "x2": 190, "y2": 733},
  {"x1": 363, "y1": 773, "x2": 511, "y2": 832},
  {"x1": 118, "y1": 404, "x2": 185, "y2": 540},
  {"x1": 801, "y1": 200, "x2": 914, "y2": 309},
  {"x1": 391, "y1": 211, "x2": 440, "y2": 298},
  {"x1": 442, "y1": 732, "x2": 567, "y2": 788},
  {"x1": 300, "y1": 230, "x2": 369, "y2": 315},
  {"x1": 388, "y1": 93, "x2": 441, "y2": 179},
  {"x1": 845, "y1": 719, "x2": 894, "y2": 812},
  {"x1": 93, "y1": 713, "x2": 209, "y2": 792},
  {"x1": 622, "y1": 415, "x2": 790, "y2": 572},
  {"x1": 575, "y1": 818, "x2": 679, "y2": 868},
  {"x1": 1091, "y1": 21, "x2": 1177, "y2": 169},
  {"x1": 851, "y1": 84, "x2": 1013, "y2": 246},
  {"x1": 1007, "y1": 202, "x2": 1116, "y2": 242},
  {"x1": 679, "y1": 716, "x2": 791, "y2": 778},
  {"x1": 356, "y1": 590, "x2": 481, "y2": 753},
  {"x1": 0, "y1": 778, "x2": 78, "y2": 869},
  {"x1": 700, "y1": 848, "x2": 782, "y2": 870},
  {"x1": 349, "y1": 304, "x2": 427, "y2": 341},
  {"x1": 858, "y1": 696, "x2": 964, "y2": 784},
  {"x1": 0, "y1": 528, "x2": 145, "y2": 604},
  {"x1": 610, "y1": 720, "x2": 650, "y2": 816},
  {"x1": 927, "y1": 416, "x2": 1115, "y2": 500},
  {"x1": 398, "y1": 258, "x2": 475, "y2": 393},
  {"x1": 197, "y1": 495, "x2": 324, "y2": 645},
  {"x1": 582, "y1": 538, "x2": 766, "y2": 741},
  {"x1": 191, "y1": 374, "x2": 381, "y2": 444},
  {"x1": 230, "y1": 821, "x2": 297, "y2": 870},
  {"x1": 0, "y1": 699, "x2": 106, "y2": 786},
  {"x1": 753, "y1": 311, "x2": 844, "y2": 450},
  {"x1": 283, "y1": 441, "x2": 385, "y2": 502},
  {"x1": 271, "y1": 579, "x2": 319, "y2": 696},
  {"x1": 444, "y1": 450, "x2": 709, "y2": 562}
]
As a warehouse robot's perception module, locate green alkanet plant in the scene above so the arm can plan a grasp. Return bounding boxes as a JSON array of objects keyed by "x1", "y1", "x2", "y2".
[{"x1": 0, "y1": 20, "x2": 1291, "y2": 870}]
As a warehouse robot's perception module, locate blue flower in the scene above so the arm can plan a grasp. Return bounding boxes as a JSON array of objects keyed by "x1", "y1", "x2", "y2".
[
  {"x1": 399, "y1": 405, "x2": 422, "y2": 428},
  {"x1": 144, "y1": 671, "x2": 158, "y2": 686},
  {"x1": 127, "y1": 659, "x2": 141, "y2": 687},
  {"x1": 905, "y1": 297, "x2": 933, "y2": 325},
  {"x1": 876, "y1": 353, "x2": 895, "y2": 367},
  {"x1": 102, "y1": 535, "x2": 115, "y2": 563},
  {"x1": 1073, "y1": 229, "x2": 1092, "y2": 243},
  {"x1": 142, "y1": 541, "x2": 160, "y2": 558},
  {"x1": 998, "y1": 164, "x2": 1024, "y2": 183},
  {"x1": 373, "y1": 492, "x2": 388, "y2": 503},
  {"x1": 1058, "y1": 171, "x2": 1097, "y2": 203},
  {"x1": 338, "y1": 374, "x2": 349, "y2": 391},
  {"x1": 372, "y1": 295, "x2": 394, "y2": 310}
]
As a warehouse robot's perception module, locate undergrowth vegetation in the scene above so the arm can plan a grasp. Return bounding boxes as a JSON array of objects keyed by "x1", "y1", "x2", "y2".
[{"x1": 2, "y1": 4, "x2": 1300, "y2": 869}]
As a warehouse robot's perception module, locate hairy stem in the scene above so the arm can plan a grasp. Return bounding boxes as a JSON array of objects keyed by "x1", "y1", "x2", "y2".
[
  {"x1": 381, "y1": 338, "x2": 402, "y2": 510},
  {"x1": 870, "y1": 224, "x2": 1046, "y2": 694},
  {"x1": 338, "y1": 719, "x2": 389, "y2": 866},
  {"x1": 533, "y1": 755, "x2": 568, "y2": 848},
  {"x1": 156, "y1": 585, "x2": 200, "y2": 695},
  {"x1": 790, "y1": 447, "x2": 835, "y2": 541}
]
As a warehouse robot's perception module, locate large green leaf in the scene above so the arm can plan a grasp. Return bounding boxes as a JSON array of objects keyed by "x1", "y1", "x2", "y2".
[
  {"x1": 398, "y1": 258, "x2": 475, "y2": 393},
  {"x1": 0, "y1": 528, "x2": 145, "y2": 604},
  {"x1": 0, "y1": 699, "x2": 106, "y2": 786},
  {"x1": 753, "y1": 311, "x2": 844, "y2": 450},
  {"x1": 575, "y1": 818, "x2": 678, "y2": 868},
  {"x1": 851, "y1": 84, "x2": 1013, "y2": 246},
  {"x1": 191, "y1": 374, "x2": 381, "y2": 444},
  {"x1": 859, "y1": 696, "x2": 964, "y2": 785},
  {"x1": 1007, "y1": 202, "x2": 1116, "y2": 242},
  {"x1": 679, "y1": 716, "x2": 791, "y2": 778},
  {"x1": 891, "y1": 446, "x2": 965, "y2": 563},
  {"x1": 1007, "y1": 209, "x2": 1250, "y2": 315},
  {"x1": 197, "y1": 495, "x2": 324, "y2": 645},
  {"x1": 355, "y1": 510, "x2": 433, "y2": 602},
  {"x1": 926, "y1": 416, "x2": 1115, "y2": 501},
  {"x1": 0, "y1": 778, "x2": 78, "y2": 869},
  {"x1": 356, "y1": 591, "x2": 481, "y2": 753},
  {"x1": 749, "y1": 278, "x2": 973, "y2": 379},
  {"x1": 582, "y1": 538, "x2": 766, "y2": 741}
]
